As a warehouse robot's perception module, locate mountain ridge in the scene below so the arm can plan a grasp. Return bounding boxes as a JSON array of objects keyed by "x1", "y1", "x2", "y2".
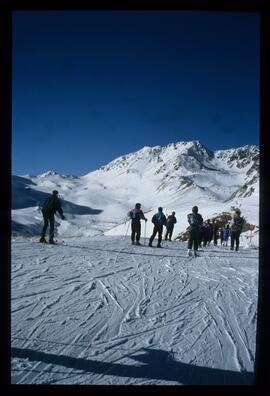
[{"x1": 12, "y1": 140, "x2": 259, "y2": 237}]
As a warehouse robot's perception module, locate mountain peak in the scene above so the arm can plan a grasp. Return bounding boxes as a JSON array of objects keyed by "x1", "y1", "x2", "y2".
[{"x1": 37, "y1": 170, "x2": 59, "y2": 178}]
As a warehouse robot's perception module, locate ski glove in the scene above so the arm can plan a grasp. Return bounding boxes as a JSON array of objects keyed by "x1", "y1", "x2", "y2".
[{"x1": 61, "y1": 215, "x2": 66, "y2": 220}]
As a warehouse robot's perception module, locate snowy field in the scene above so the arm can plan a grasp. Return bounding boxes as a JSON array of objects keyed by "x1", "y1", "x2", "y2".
[{"x1": 11, "y1": 235, "x2": 258, "y2": 385}]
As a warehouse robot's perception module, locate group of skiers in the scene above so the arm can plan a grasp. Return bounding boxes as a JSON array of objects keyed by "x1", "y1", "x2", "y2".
[
  {"x1": 198, "y1": 221, "x2": 231, "y2": 248},
  {"x1": 39, "y1": 191, "x2": 245, "y2": 256},
  {"x1": 185, "y1": 206, "x2": 244, "y2": 256},
  {"x1": 127, "y1": 203, "x2": 245, "y2": 256},
  {"x1": 200, "y1": 220, "x2": 235, "y2": 247},
  {"x1": 127, "y1": 204, "x2": 176, "y2": 248}
]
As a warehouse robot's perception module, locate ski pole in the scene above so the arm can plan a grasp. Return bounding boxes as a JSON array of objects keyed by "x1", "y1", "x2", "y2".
[
  {"x1": 144, "y1": 220, "x2": 147, "y2": 245},
  {"x1": 124, "y1": 219, "x2": 130, "y2": 238},
  {"x1": 49, "y1": 228, "x2": 55, "y2": 241}
]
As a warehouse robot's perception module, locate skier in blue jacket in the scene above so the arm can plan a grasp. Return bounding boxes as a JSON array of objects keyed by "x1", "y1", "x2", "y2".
[
  {"x1": 223, "y1": 224, "x2": 230, "y2": 246},
  {"x1": 149, "y1": 207, "x2": 167, "y2": 248}
]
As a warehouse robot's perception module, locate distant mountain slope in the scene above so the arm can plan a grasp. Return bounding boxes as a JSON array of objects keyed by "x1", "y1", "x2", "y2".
[{"x1": 12, "y1": 140, "x2": 259, "y2": 237}]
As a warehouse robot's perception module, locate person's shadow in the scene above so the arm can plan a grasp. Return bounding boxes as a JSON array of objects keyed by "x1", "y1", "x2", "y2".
[{"x1": 11, "y1": 346, "x2": 253, "y2": 385}]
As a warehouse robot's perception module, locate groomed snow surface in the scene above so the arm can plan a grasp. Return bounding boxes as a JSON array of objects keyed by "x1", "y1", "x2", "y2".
[{"x1": 11, "y1": 234, "x2": 258, "y2": 385}]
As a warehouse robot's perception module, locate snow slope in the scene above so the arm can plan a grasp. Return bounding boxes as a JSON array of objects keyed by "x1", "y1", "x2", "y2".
[{"x1": 11, "y1": 236, "x2": 258, "y2": 385}]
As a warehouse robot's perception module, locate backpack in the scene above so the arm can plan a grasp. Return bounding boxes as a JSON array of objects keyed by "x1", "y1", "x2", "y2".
[
  {"x1": 167, "y1": 215, "x2": 175, "y2": 226},
  {"x1": 188, "y1": 213, "x2": 202, "y2": 226},
  {"x1": 130, "y1": 209, "x2": 141, "y2": 221},
  {"x1": 153, "y1": 212, "x2": 166, "y2": 226},
  {"x1": 155, "y1": 213, "x2": 163, "y2": 225},
  {"x1": 231, "y1": 216, "x2": 244, "y2": 232},
  {"x1": 42, "y1": 196, "x2": 55, "y2": 213}
]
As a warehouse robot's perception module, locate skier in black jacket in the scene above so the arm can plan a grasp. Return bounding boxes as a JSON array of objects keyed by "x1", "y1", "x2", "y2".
[
  {"x1": 149, "y1": 207, "x2": 167, "y2": 248},
  {"x1": 230, "y1": 208, "x2": 244, "y2": 251},
  {"x1": 40, "y1": 190, "x2": 66, "y2": 244},
  {"x1": 164, "y1": 211, "x2": 177, "y2": 241},
  {"x1": 127, "y1": 203, "x2": 147, "y2": 245},
  {"x1": 187, "y1": 206, "x2": 203, "y2": 257}
]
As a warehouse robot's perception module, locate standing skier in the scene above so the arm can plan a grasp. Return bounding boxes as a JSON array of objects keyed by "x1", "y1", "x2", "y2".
[
  {"x1": 223, "y1": 224, "x2": 230, "y2": 246},
  {"x1": 149, "y1": 207, "x2": 167, "y2": 248},
  {"x1": 201, "y1": 221, "x2": 210, "y2": 247},
  {"x1": 219, "y1": 227, "x2": 224, "y2": 245},
  {"x1": 230, "y1": 208, "x2": 244, "y2": 251},
  {"x1": 213, "y1": 221, "x2": 219, "y2": 246},
  {"x1": 164, "y1": 211, "x2": 177, "y2": 241},
  {"x1": 207, "y1": 219, "x2": 213, "y2": 245},
  {"x1": 40, "y1": 190, "x2": 66, "y2": 244},
  {"x1": 127, "y1": 203, "x2": 147, "y2": 245},
  {"x1": 187, "y1": 206, "x2": 203, "y2": 257}
]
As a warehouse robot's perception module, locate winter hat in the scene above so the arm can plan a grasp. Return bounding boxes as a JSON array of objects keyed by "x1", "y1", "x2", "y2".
[
  {"x1": 235, "y1": 208, "x2": 241, "y2": 215},
  {"x1": 135, "y1": 203, "x2": 141, "y2": 208},
  {"x1": 52, "y1": 190, "x2": 59, "y2": 195},
  {"x1": 172, "y1": 211, "x2": 175, "y2": 215},
  {"x1": 192, "y1": 206, "x2": 198, "y2": 213},
  {"x1": 158, "y1": 207, "x2": 163, "y2": 211}
]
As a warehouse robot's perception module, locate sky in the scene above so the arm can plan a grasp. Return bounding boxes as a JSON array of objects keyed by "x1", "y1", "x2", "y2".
[{"x1": 12, "y1": 10, "x2": 260, "y2": 176}]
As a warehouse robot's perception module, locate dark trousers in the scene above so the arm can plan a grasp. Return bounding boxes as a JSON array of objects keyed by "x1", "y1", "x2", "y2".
[
  {"x1": 188, "y1": 227, "x2": 200, "y2": 251},
  {"x1": 131, "y1": 221, "x2": 141, "y2": 242},
  {"x1": 202, "y1": 232, "x2": 209, "y2": 247},
  {"x1": 208, "y1": 230, "x2": 213, "y2": 244},
  {"x1": 149, "y1": 225, "x2": 163, "y2": 246},
  {"x1": 164, "y1": 226, "x2": 174, "y2": 240},
  {"x1": 213, "y1": 230, "x2": 218, "y2": 246},
  {"x1": 198, "y1": 230, "x2": 203, "y2": 246},
  {"x1": 231, "y1": 231, "x2": 241, "y2": 251},
  {"x1": 41, "y1": 213, "x2": 55, "y2": 241}
]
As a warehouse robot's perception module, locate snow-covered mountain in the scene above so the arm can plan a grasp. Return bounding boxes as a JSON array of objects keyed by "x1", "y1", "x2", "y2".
[{"x1": 12, "y1": 140, "x2": 259, "y2": 240}]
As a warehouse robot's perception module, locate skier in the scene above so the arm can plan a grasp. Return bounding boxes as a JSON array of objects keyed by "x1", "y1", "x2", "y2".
[
  {"x1": 219, "y1": 227, "x2": 224, "y2": 245},
  {"x1": 40, "y1": 190, "x2": 66, "y2": 244},
  {"x1": 207, "y1": 219, "x2": 213, "y2": 245},
  {"x1": 149, "y1": 207, "x2": 167, "y2": 248},
  {"x1": 213, "y1": 221, "x2": 219, "y2": 246},
  {"x1": 187, "y1": 206, "x2": 203, "y2": 257},
  {"x1": 201, "y1": 221, "x2": 210, "y2": 247},
  {"x1": 164, "y1": 211, "x2": 177, "y2": 241},
  {"x1": 230, "y1": 208, "x2": 244, "y2": 251},
  {"x1": 127, "y1": 203, "x2": 147, "y2": 245},
  {"x1": 223, "y1": 224, "x2": 230, "y2": 247},
  {"x1": 198, "y1": 222, "x2": 204, "y2": 248}
]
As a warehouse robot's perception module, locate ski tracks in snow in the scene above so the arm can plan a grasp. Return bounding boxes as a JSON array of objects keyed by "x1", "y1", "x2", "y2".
[{"x1": 11, "y1": 237, "x2": 258, "y2": 384}]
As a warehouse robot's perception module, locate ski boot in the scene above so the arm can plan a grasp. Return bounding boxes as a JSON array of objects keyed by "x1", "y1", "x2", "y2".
[{"x1": 186, "y1": 249, "x2": 192, "y2": 257}]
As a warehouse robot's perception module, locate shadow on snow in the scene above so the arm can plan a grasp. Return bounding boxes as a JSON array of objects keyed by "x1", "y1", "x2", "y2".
[
  {"x1": 61, "y1": 244, "x2": 190, "y2": 259},
  {"x1": 62, "y1": 244, "x2": 258, "y2": 260},
  {"x1": 11, "y1": 346, "x2": 253, "y2": 385}
]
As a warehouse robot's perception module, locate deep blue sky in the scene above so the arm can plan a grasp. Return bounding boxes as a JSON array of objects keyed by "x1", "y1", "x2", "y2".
[{"x1": 12, "y1": 10, "x2": 260, "y2": 176}]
